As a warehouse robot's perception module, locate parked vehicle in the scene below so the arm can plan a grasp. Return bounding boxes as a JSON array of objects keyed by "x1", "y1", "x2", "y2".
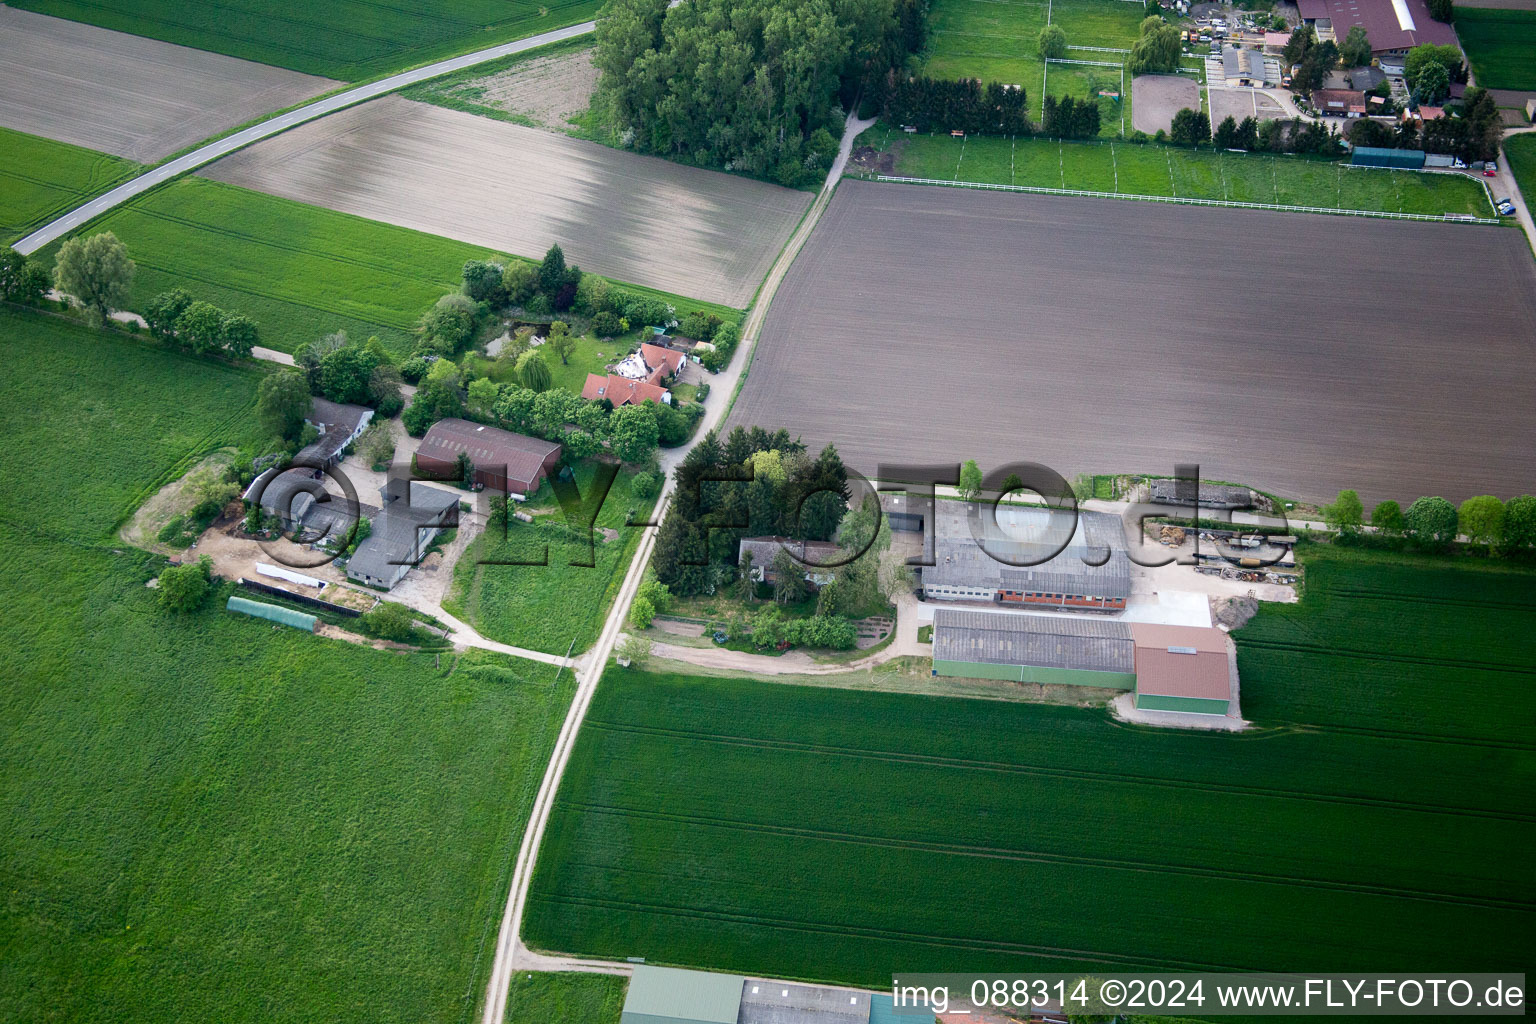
[
  {"x1": 1497, "y1": 199, "x2": 1516, "y2": 216},
  {"x1": 1483, "y1": 161, "x2": 1499, "y2": 177}
]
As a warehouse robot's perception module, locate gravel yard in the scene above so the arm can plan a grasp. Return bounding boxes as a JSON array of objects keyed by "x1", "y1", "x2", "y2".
[
  {"x1": 0, "y1": 5, "x2": 336, "y2": 162},
  {"x1": 728, "y1": 179, "x2": 1536, "y2": 505},
  {"x1": 201, "y1": 96, "x2": 810, "y2": 307},
  {"x1": 1130, "y1": 74, "x2": 1201, "y2": 135},
  {"x1": 1207, "y1": 87, "x2": 1288, "y2": 131}
]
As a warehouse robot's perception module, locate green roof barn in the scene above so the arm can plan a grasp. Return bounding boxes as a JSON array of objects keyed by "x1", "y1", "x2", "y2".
[{"x1": 620, "y1": 966, "x2": 744, "y2": 1024}]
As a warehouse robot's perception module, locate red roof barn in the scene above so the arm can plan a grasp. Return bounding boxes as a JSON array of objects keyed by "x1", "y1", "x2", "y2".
[{"x1": 415, "y1": 418, "x2": 562, "y2": 496}]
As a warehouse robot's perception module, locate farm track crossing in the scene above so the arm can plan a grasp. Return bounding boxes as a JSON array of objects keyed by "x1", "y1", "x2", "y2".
[{"x1": 727, "y1": 179, "x2": 1536, "y2": 505}]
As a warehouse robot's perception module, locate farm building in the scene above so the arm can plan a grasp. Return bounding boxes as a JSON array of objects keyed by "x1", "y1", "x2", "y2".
[
  {"x1": 919, "y1": 504, "x2": 1131, "y2": 612},
  {"x1": 344, "y1": 478, "x2": 459, "y2": 590},
  {"x1": 738, "y1": 979, "x2": 871, "y2": 1024},
  {"x1": 1132, "y1": 622, "x2": 1234, "y2": 715},
  {"x1": 619, "y1": 966, "x2": 743, "y2": 1024},
  {"x1": 932, "y1": 608, "x2": 1137, "y2": 687},
  {"x1": 1295, "y1": 0, "x2": 1456, "y2": 56},
  {"x1": 299, "y1": 398, "x2": 372, "y2": 467},
  {"x1": 738, "y1": 536, "x2": 841, "y2": 587},
  {"x1": 1148, "y1": 479, "x2": 1254, "y2": 509},
  {"x1": 932, "y1": 610, "x2": 1236, "y2": 714},
  {"x1": 1352, "y1": 145, "x2": 1427, "y2": 168},
  {"x1": 1313, "y1": 88, "x2": 1367, "y2": 117},
  {"x1": 243, "y1": 466, "x2": 373, "y2": 541},
  {"x1": 415, "y1": 418, "x2": 562, "y2": 497},
  {"x1": 581, "y1": 373, "x2": 672, "y2": 407},
  {"x1": 1222, "y1": 46, "x2": 1270, "y2": 86}
]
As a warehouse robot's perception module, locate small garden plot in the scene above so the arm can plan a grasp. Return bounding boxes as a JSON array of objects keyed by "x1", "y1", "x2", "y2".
[
  {"x1": 954, "y1": 136, "x2": 1017, "y2": 184},
  {"x1": 1011, "y1": 136, "x2": 1067, "y2": 186},
  {"x1": 1166, "y1": 148, "x2": 1226, "y2": 200},
  {"x1": 1108, "y1": 140, "x2": 1175, "y2": 193},
  {"x1": 1055, "y1": 140, "x2": 1119, "y2": 191},
  {"x1": 1043, "y1": 63, "x2": 1128, "y2": 137}
]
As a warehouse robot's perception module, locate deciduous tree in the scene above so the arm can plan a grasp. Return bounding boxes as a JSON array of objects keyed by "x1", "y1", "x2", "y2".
[
  {"x1": 1457, "y1": 495, "x2": 1505, "y2": 552},
  {"x1": 1039, "y1": 24, "x2": 1067, "y2": 58},
  {"x1": 257, "y1": 369, "x2": 312, "y2": 440},
  {"x1": 158, "y1": 555, "x2": 213, "y2": 612},
  {"x1": 1405, "y1": 495, "x2": 1458, "y2": 549},
  {"x1": 53, "y1": 231, "x2": 133, "y2": 325}
]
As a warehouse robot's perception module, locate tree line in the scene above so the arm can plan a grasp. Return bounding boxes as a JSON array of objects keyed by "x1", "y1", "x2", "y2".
[{"x1": 1324, "y1": 489, "x2": 1536, "y2": 557}]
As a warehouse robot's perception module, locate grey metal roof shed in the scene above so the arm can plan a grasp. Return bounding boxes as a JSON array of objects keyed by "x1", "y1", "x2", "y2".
[{"x1": 619, "y1": 966, "x2": 744, "y2": 1024}]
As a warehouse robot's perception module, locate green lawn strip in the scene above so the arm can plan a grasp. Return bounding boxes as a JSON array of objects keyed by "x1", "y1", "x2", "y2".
[
  {"x1": 0, "y1": 527, "x2": 572, "y2": 1024},
  {"x1": 1217, "y1": 151, "x2": 1280, "y2": 204},
  {"x1": 1166, "y1": 147, "x2": 1226, "y2": 201},
  {"x1": 38, "y1": 177, "x2": 741, "y2": 357},
  {"x1": 525, "y1": 553, "x2": 1535, "y2": 984},
  {"x1": 1110, "y1": 141, "x2": 1176, "y2": 194},
  {"x1": 0, "y1": 307, "x2": 260, "y2": 541},
  {"x1": 889, "y1": 134, "x2": 971, "y2": 180},
  {"x1": 1454, "y1": 7, "x2": 1536, "y2": 91},
  {"x1": 505, "y1": 972, "x2": 626, "y2": 1024},
  {"x1": 954, "y1": 136, "x2": 1016, "y2": 185},
  {"x1": 1055, "y1": 139, "x2": 1118, "y2": 191},
  {"x1": 1507, "y1": 134, "x2": 1536, "y2": 211},
  {"x1": 1011, "y1": 136, "x2": 1065, "y2": 187},
  {"x1": 8, "y1": 0, "x2": 603, "y2": 81},
  {"x1": 444, "y1": 464, "x2": 657, "y2": 655},
  {"x1": 0, "y1": 128, "x2": 142, "y2": 245}
]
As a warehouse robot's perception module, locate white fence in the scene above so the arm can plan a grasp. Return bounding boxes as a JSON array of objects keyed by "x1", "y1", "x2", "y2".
[{"x1": 873, "y1": 175, "x2": 1501, "y2": 224}]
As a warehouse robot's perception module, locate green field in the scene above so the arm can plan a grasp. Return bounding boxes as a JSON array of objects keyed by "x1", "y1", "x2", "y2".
[
  {"x1": 505, "y1": 972, "x2": 625, "y2": 1024},
  {"x1": 0, "y1": 306, "x2": 581, "y2": 1023},
  {"x1": 9, "y1": 0, "x2": 603, "y2": 81},
  {"x1": 1455, "y1": 8, "x2": 1536, "y2": 91},
  {"x1": 871, "y1": 131, "x2": 1494, "y2": 216},
  {"x1": 0, "y1": 307, "x2": 259, "y2": 540},
  {"x1": 445, "y1": 465, "x2": 657, "y2": 656},
  {"x1": 524, "y1": 547, "x2": 1534, "y2": 984},
  {"x1": 43, "y1": 177, "x2": 491, "y2": 354},
  {"x1": 0, "y1": 128, "x2": 141, "y2": 245},
  {"x1": 44, "y1": 176, "x2": 740, "y2": 357}
]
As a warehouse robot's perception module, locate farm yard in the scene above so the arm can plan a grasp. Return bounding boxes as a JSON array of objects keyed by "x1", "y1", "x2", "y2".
[
  {"x1": 727, "y1": 179, "x2": 1536, "y2": 505},
  {"x1": 6, "y1": 0, "x2": 603, "y2": 81},
  {"x1": 524, "y1": 543, "x2": 1536, "y2": 983},
  {"x1": 1454, "y1": 7, "x2": 1536, "y2": 91},
  {"x1": 0, "y1": 307, "x2": 579, "y2": 1024},
  {"x1": 864, "y1": 130, "x2": 1495, "y2": 216},
  {"x1": 200, "y1": 96, "x2": 812, "y2": 309},
  {"x1": 0, "y1": 5, "x2": 336, "y2": 163},
  {"x1": 0, "y1": 128, "x2": 140, "y2": 244},
  {"x1": 444, "y1": 466, "x2": 659, "y2": 657}
]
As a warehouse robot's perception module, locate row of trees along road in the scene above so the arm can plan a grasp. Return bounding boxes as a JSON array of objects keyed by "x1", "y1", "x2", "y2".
[
  {"x1": 594, "y1": 0, "x2": 927, "y2": 186},
  {"x1": 1325, "y1": 489, "x2": 1536, "y2": 556}
]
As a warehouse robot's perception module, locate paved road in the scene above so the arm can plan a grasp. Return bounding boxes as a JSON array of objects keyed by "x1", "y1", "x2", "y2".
[
  {"x1": 12, "y1": 19, "x2": 598, "y2": 256},
  {"x1": 476, "y1": 110, "x2": 877, "y2": 1023},
  {"x1": 1496, "y1": 126, "x2": 1536, "y2": 258}
]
